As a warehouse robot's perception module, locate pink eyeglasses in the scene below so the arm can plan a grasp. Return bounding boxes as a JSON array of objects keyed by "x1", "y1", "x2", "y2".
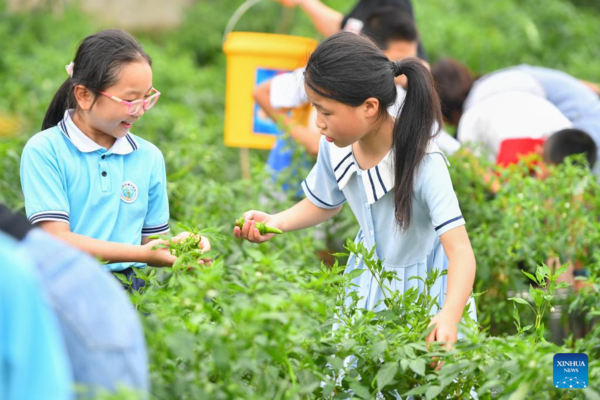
[{"x1": 100, "y1": 88, "x2": 161, "y2": 115}]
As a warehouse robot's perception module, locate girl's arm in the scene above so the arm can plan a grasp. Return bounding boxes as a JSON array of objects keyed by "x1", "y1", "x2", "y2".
[
  {"x1": 40, "y1": 221, "x2": 177, "y2": 267},
  {"x1": 275, "y1": 0, "x2": 343, "y2": 37},
  {"x1": 426, "y1": 225, "x2": 476, "y2": 345},
  {"x1": 254, "y1": 80, "x2": 320, "y2": 156},
  {"x1": 289, "y1": 125, "x2": 320, "y2": 157},
  {"x1": 234, "y1": 198, "x2": 342, "y2": 243},
  {"x1": 253, "y1": 80, "x2": 285, "y2": 122}
]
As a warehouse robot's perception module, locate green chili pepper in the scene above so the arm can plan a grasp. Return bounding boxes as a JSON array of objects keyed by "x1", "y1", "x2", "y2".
[{"x1": 235, "y1": 218, "x2": 283, "y2": 235}]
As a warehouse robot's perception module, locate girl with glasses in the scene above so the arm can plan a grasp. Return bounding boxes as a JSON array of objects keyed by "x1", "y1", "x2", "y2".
[{"x1": 21, "y1": 30, "x2": 209, "y2": 288}]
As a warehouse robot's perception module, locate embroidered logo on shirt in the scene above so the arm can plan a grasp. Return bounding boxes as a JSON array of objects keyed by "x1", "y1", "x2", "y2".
[{"x1": 121, "y1": 181, "x2": 138, "y2": 204}]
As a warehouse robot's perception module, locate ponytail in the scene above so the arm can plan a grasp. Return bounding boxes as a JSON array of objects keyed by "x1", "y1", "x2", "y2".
[
  {"x1": 304, "y1": 33, "x2": 443, "y2": 229},
  {"x1": 42, "y1": 79, "x2": 76, "y2": 130},
  {"x1": 391, "y1": 58, "x2": 443, "y2": 229}
]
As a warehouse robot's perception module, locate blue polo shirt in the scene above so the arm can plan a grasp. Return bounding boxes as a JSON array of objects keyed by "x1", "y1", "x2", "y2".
[{"x1": 20, "y1": 110, "x2": 170, "y2": 272}]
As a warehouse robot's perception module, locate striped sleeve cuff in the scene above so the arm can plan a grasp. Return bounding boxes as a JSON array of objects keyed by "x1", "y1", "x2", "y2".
[
  {"x1": 28, "y1": 211, "x2": 69, "y2": 225},
  {"x1": 435, "y1": 215, "x2": 465, "y2": 236},
  {"x1": 301, "y1": 180, "x2": 346, "y2": 209},
  {"x1": 141, "y1": 222, "x2": 170, "y2": 236}
]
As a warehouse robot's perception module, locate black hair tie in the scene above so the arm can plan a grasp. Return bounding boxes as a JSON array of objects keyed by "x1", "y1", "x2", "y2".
[{"x1": 393, "y1": 62, "x2": 404, "y2": 77}]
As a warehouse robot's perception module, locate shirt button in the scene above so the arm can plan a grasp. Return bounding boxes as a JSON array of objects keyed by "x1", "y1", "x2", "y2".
[
  {"x1": 101, "y1": 171, "x2": 107, "y2": 177},
  {"x1": 101, "y1": 155, "x2": 106, "y2": 159}
]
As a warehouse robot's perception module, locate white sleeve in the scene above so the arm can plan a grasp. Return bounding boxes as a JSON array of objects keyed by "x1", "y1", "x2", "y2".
[
  {"x1": 270, "y1": 67, "x2": 308, "y2": 109},
  {"x1": 457, "y1": 107, "x2": 484, "y2": 146},
  {"x1": 434, "y1": 129, "x2": 461, "y2": 155}
]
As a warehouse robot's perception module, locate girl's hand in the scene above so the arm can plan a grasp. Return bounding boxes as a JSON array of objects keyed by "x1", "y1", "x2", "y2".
[
  {"x1": 426, "y1": 311, "x2": 459, "y2": 370},
  {"x1": 173, "y1": 231, "x2": 213, "y2": 265},
  {"x1": 426, "y1": 311, "x2": 459, "y2": 347},
  {"x1": 142, "y1": 238, "x2": 176, "y2": 267},
  {"x1": 172, "y1": 231, "x2": 212, "y2": 253},
  {"x1": 233, "y1": 210, "x2": 279, "y2": 243},
  {"x1": 144, "y1": 233, "x2": 213, "y2": 267}
]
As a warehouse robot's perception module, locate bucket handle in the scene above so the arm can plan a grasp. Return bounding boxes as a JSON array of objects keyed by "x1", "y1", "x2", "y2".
[{"x1": 222, "y1": 0, "x2": 267, "y2": 45}]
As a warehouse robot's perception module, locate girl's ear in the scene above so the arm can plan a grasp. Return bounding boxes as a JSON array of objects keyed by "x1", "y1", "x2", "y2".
[
  {"x1": 363, "y1": 97, "x2": 381, "y2": 118},
  {"x1": 73, "y1": 84, "x2": 94, "y2": 111}
]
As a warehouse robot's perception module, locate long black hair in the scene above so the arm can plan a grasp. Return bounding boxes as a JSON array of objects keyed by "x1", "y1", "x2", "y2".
[
  {"x1": 304, "y1": 32, "x2": 443, "y2": 229},
  {"x1": 42, "y1": 29, "x2": 152, "y2": 130}
]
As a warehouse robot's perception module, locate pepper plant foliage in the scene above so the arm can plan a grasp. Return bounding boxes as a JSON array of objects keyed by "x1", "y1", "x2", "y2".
[
  {"x1": 449, "y1": 150, "x2": 600, "y2": 334},
  {"x1": 126, "y1": 233, "x2": 599, "y2": 399}
]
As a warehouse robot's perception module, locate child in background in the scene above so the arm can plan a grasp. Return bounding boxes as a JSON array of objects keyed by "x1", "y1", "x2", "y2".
[
  {"x1": 457, "y1": 91, "x2": 572, "y2": 163},
  {"x1": 274, "y1": 0, "x2": 428, "y2": 60},
  {"x1": 236, "y1": 32, "x2": 477, "y2": 346},
  {"x1": 456, "y1": 89, "x2": 597, "y2": 290},
  {"x1": 543, "y1": 129, "x2": 597, "y2": 168},
  {"x1": 20, "y1": 30, "x2": 209, "y2": 288},
  {"x1": 254, "y1": 8, "x2": 460, "y2": 193},
  {"x1": 458, "y1": 90, "x2": 597, "y2": 183},
  {"x1": 432, "y1": 59, "x2": 600, "y2": 174}
]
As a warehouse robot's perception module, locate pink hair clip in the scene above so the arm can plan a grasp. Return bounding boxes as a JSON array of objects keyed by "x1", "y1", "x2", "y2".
[{"x1": 65, "y1": 61, "x2": 74, "y2": 78}]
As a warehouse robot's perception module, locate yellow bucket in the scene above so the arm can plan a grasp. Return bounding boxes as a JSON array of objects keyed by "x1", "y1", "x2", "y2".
[{"x1": 223, "y1": 32, "x2": 317, "y2": 150}]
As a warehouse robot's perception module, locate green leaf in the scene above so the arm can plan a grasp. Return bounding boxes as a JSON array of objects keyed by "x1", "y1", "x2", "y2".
[
  {"x1": 535, "y1": 267, "x2": 545, "y2": 283},
  {"x1": 541, "y1": 264, "x2": 551, "y2": 277},
  {"x1": 346, "y1": 268, "x2": 366, "y2": 280},
  {"x1": 331, "y1": 252, "x2": 348, "y2": 258},
  {"x1": 513, "y1": 305, "x2": 521, "y2": 324},
  {"x1": 404, "y1": 385, "x2": 429, "y2": 396},
  {"x1": 508, "y1": 297, "x2": 530, "y2": 305},
  {"x1": 244, "y1": 248, "x2": 264, "y2": 262},
  {"x1": 508, "y1": 383, "x2": 530, "y2": 400},
  {"x1": 376, "y1": 362, "x2": 398, "y2": 391},
  {"x1": 408, "y1": 358, "x2": 426, "y2": 376},
  {"x1": 372, "y1": 340, "x2": 387, "y2": 359},
  {"x1": 521, "y1": 270, "x2": 537, "y2": 283},
  {"x1": 555, "y1": 264, "x2": 570, "y2": 277},
  {"x1": 400, "y1": 359, "x2": 409, "y2": 371},
  {"x1": 327, "y1": 356, "x2": 344, "y2": 372},
  {"x1": 349, "y1": 381, "x2": 372, "y2": 399},
  {"x1": 584, "y1": 387, "x2": 600, "y2": 400},
  {"x1": 426, "y1": 386, "x2": 443, "y2": 400}
]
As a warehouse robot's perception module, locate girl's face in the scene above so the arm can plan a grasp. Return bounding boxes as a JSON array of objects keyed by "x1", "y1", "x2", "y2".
[
  {"x1": 305, "y1": 85, "x2": 380, "y2": 148},
  {"x1": 75, "y1": 61, "x2": 153, "y2": 145}
]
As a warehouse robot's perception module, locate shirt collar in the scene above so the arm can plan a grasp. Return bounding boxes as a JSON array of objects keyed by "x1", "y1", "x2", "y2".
[
  {"x1": 329, "y1": 140, "x2": 448, "y2": 204},
  {"x1": 58, "y1": 110, "x2": 139, "y2": 155}
]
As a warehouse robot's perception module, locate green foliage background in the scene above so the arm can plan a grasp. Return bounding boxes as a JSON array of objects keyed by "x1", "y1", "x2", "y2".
[{"x1": 1, "y1": 0, "x2": 600, "y2": 398}]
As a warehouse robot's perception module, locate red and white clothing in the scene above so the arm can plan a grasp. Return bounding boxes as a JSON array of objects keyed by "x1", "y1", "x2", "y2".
[{"x1": 458, "y1": 91, "x2": 572, "y2": 165}]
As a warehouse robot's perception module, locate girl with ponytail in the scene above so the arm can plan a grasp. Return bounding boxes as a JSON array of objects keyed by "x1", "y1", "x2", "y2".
[
  {"x1": 21, "y1": 30, "x2": 209, "y2": 288},
  {"x1": 235, "y1": 32, "x2": 476, "y2": 345}
]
